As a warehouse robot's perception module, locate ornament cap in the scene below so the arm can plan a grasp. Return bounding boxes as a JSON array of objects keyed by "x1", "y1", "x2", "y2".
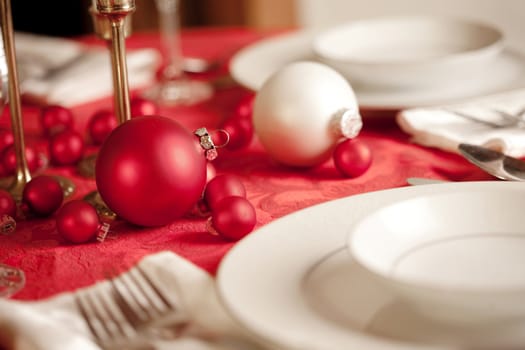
[
  {"x1": 96, "y1": 222, "x2": 111, "y2": 242},
  {"x1": 194, "y1": 127, "x2": 230, "y2": 161},
  {"x1": 333, "y1": 107, "x2": 363, "y2": 139},
  {"x1": 0, "y1": 215, "x2": 15, "y2": 235}
]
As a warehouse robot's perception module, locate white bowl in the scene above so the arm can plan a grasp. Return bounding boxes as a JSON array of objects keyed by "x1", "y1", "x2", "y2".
[
  {"x1": 347, "y1": 187, "x2": 525, "y2": 326},
  {"x1": 312, "y1": 16, "x2": 504, "y2": 88}
]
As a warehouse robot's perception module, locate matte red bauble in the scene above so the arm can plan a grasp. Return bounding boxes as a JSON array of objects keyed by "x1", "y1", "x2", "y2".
[
  {"x1": 56, "y1": 200, "x2": 100, "y2": 244},
  {"x1": 1, "y1": 144, "x2": 40, "y2": 175},
  {"x1": 95, "y1": 116, "x2": 207, "y2": 227},
  {"x1": 204, "y1": 174, "x2": 246, "y2": 211},
  {"x1": 233, "y1": 94, "x2": 254, "y2": 119},
  {"x1": 333, "y1": 138, "x2": 372, "y2": 178},
  {"x1": 0, "y1": 189, "x2": 16, "y2": 218},
  {"x1": 210, "y1": 196, "x2": 256, "y2": 241},
  {"x1": 130, "y1": 96, "x2": 159, "y2": 117},
  {"x1": 49, "y1": 130, "x2": 85, "y2": 166},
  {"x1": 0, "y1": 128, "x2": 13, "y2": 153},
  {"x1": 40, "y1": 105, "x2": 74, "y2": 136},
  {"x1": 22, "y1": 175, "x2": 64, "y2": 216},
  {"x1": 88, "y1": 109, "x2": 118, "y2": 145},
  {"x1": 222, "y1": 117, "x2": 253, "y2": 151}
]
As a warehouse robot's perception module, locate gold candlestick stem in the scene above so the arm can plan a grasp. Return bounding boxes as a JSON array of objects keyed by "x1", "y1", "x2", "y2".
[
  {"x1": 109, "y1": 18, "x2": 131, "y2": 124},
  {"x1": 0, "y1": 0, "x2": 31, "y2": 200},
  {"x1": 94, "y1": 0, "x2": 135, "y2": 124}
]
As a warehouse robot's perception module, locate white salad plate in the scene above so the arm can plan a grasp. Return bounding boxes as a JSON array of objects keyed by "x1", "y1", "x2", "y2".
[
  {"x1": 312, "y1": 16, "x2": 504, "y2": 89},
  {"x1": 229, "y1": 29, "x2": 525, "y2": 110},
  {"x1": 217, "y1": 181, "x2": 525, "y2": 350}
]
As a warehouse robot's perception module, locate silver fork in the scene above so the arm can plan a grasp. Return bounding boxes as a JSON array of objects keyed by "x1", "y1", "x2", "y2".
[{"x1": 75, "y1": 265, "x2": 188, "y2": 349}]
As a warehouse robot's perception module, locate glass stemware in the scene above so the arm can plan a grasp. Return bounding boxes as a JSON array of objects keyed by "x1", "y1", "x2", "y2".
[
  {"x1": 142, "y1": 0, "x2": 213, "y2": 106},
  {"x1": 0, "y1": 263, "x2": 25, "y2": 298}
]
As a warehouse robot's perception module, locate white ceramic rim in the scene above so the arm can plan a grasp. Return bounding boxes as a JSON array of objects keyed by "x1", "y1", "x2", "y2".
[
  {"x1": 347, "y1": 189, "x2": 525, "y2": 296},
  {"x1": 312, "y1": 15, "x2": 504, "y2": 66}
]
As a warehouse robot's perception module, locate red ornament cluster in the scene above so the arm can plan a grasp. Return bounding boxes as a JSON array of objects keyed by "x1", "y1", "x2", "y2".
[
  {"x1": 203, "y1": 174, "x2": 256, "y2": 241},
  {"x1": 221, "y1": 94, "x2": 255, "y2": 151}
]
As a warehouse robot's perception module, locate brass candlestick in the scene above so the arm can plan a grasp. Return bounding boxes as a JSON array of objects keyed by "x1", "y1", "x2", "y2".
[
  {"x1": 80, "y1": 5, "x2": 132, "y2": 179},
  {"x1": 84, "y1": 1, "x2": 135, "y2": 219},
  {"x1": 92, "y1": 0, "x2": 135, "y2": 124},
  {"x1": 0, "y1": 0, "x2": 31, "y2": 201}
]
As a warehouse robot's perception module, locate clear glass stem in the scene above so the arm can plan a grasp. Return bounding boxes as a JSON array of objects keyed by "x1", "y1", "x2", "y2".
[{"x1": 156, "y1": 0, "x2": 184, "y2": 80}]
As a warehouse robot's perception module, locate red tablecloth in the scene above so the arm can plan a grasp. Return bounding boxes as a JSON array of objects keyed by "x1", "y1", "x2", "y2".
[{"x1": 0, "y1": 27, "x2": 493, "y2": 300}]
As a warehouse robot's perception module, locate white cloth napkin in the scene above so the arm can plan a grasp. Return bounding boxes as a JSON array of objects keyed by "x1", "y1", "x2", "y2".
[
  {"x1": 396, "y1": 88, "x2": 525, "y2": 157},
  {"x1": 14, "y1": 32, "x2": 161, "y2": 106},
  {"x1": 0, "y1": 251, "x2": 272, "y2": 350}
]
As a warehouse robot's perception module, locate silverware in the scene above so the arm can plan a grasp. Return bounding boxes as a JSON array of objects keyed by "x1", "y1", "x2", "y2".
[
  {"x1": 75, "y1": 265, "x2": 186, "y2": 349},
  {"x1": 458, "y1": 143, "x2": 525, "y2": 181}
]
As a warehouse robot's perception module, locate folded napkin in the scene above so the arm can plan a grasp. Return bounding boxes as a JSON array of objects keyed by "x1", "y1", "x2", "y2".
[
  {"x1": 15, "y1": 32, "x2": 161, "y2": 106},
  {"x1": 0, "y1": 252, "x2": 272, "y2": 350},
  {"x1": 396, "y1": 88, "x2": 525, "y2": 157}
]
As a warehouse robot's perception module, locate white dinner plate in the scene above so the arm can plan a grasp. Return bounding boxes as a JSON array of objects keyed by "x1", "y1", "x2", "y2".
[
  {"x1": 230, "y1": 30, "x2": 525, "y2": 110},
  {"x1": 217, "y1": 181, "x2": 525, "y2": 350}
]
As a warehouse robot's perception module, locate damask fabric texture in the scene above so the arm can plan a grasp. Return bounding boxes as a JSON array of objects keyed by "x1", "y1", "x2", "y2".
[
  {"x1": 0, "y1": 28, "x2": 495, "y2": 304},
  {"x1": 397, "y1": 88, "x2": 525, "y2": 157}
]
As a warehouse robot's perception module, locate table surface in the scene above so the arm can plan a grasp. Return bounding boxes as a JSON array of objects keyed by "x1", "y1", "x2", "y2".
[{"x1": 0, "y1": 27, "x2": 493, "y2": 301}]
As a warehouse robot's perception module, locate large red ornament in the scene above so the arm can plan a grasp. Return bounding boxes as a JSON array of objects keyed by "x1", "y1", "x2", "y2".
[
  {"x1": 40, "y1": 105, "x2": 74, "y2": 136},
  {"x1": 56, "y1": 200, "x2": 100, "y2": 244},
  {"x1": 333, "y1": 138, "x2": 372, "y2": 178},
  {"x1": 49, "y1": 130, "x2": 85, "y2": 166},
  {"x1": 210, "y1": 196, "x2": 256, "y2": 241},
  {"x1": 95, "y1": 116, "x2": 207, "y2": 227},
  {"x1": 204, "y1": 174, "x2": 246, "y2": 211},
  {"x1": 22, "y1": 175, "x2": 64, "y2": 216},
  {"x1": 87, "y1": 109, "x2": 118, "y2": 145}
]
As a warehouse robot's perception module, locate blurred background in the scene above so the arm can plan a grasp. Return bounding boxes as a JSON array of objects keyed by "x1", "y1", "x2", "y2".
[
  {"x1": 10, "y1": 0, "x2": 525, "y2": 51},
  {"x1": 11, "y1": 0, "x2": 296, "y2": 36}
]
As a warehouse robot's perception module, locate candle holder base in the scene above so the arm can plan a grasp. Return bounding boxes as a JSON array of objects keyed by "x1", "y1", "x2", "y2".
[{"x1": 84, "y1": 190, "x2": 117, "y2": 221}]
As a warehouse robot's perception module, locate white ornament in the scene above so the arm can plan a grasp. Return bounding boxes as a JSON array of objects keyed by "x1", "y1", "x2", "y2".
[{"x1": 252, "y1": 61, "x2": 362, "y2": 167}]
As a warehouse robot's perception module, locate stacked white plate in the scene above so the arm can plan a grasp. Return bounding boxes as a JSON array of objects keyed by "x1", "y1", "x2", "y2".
[{"x1": 229, "y1": 16, "x2": 525, "y2": 110}]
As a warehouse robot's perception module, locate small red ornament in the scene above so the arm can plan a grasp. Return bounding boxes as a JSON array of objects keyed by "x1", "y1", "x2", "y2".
[
  {"x1": 0, "y1": 189, "x2": 16, "y2": 218},
  {"x1": 40, "y1": 105, "x2": 74, "y2": 136},
  {"x1": 209, "y1": 196, "x2": 256, "y2": 241},
  {"x1": 233, "y1": 94, "x2": 255, "y2": 119},
  {"x1": 96, "y1": 116, "x2": 207, "y2": 227},
  {"x1": 130, "y1": 96, "x2": 159, "y2": 117},
  {"x1": 204, "y1": 174, "x2": 246, "y2": 211},
  {"x1": 333, "y1": 138, "x2": 372, "y2": 178},
  {"x1": 87, "y1": 109, "x2": 118, "y2": 145},
  {"x1": 22, "y1": 175, "x2": 64, "y2": 216},
  {"x1": 49, "y1": 130, "x2": 85, "y2": 166},
  {"x1": 0, "y1": 129, "x2": 14, "y2": 153},
  {"x1": 222, "y1": 117, "x2": 253, "y2": 151},
  {"x1": 1, "y1": 144, "x2": 40, "y2": 175},
  {"x1": 56, "y1": 200, "x2": 100, "y2": 244}
]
